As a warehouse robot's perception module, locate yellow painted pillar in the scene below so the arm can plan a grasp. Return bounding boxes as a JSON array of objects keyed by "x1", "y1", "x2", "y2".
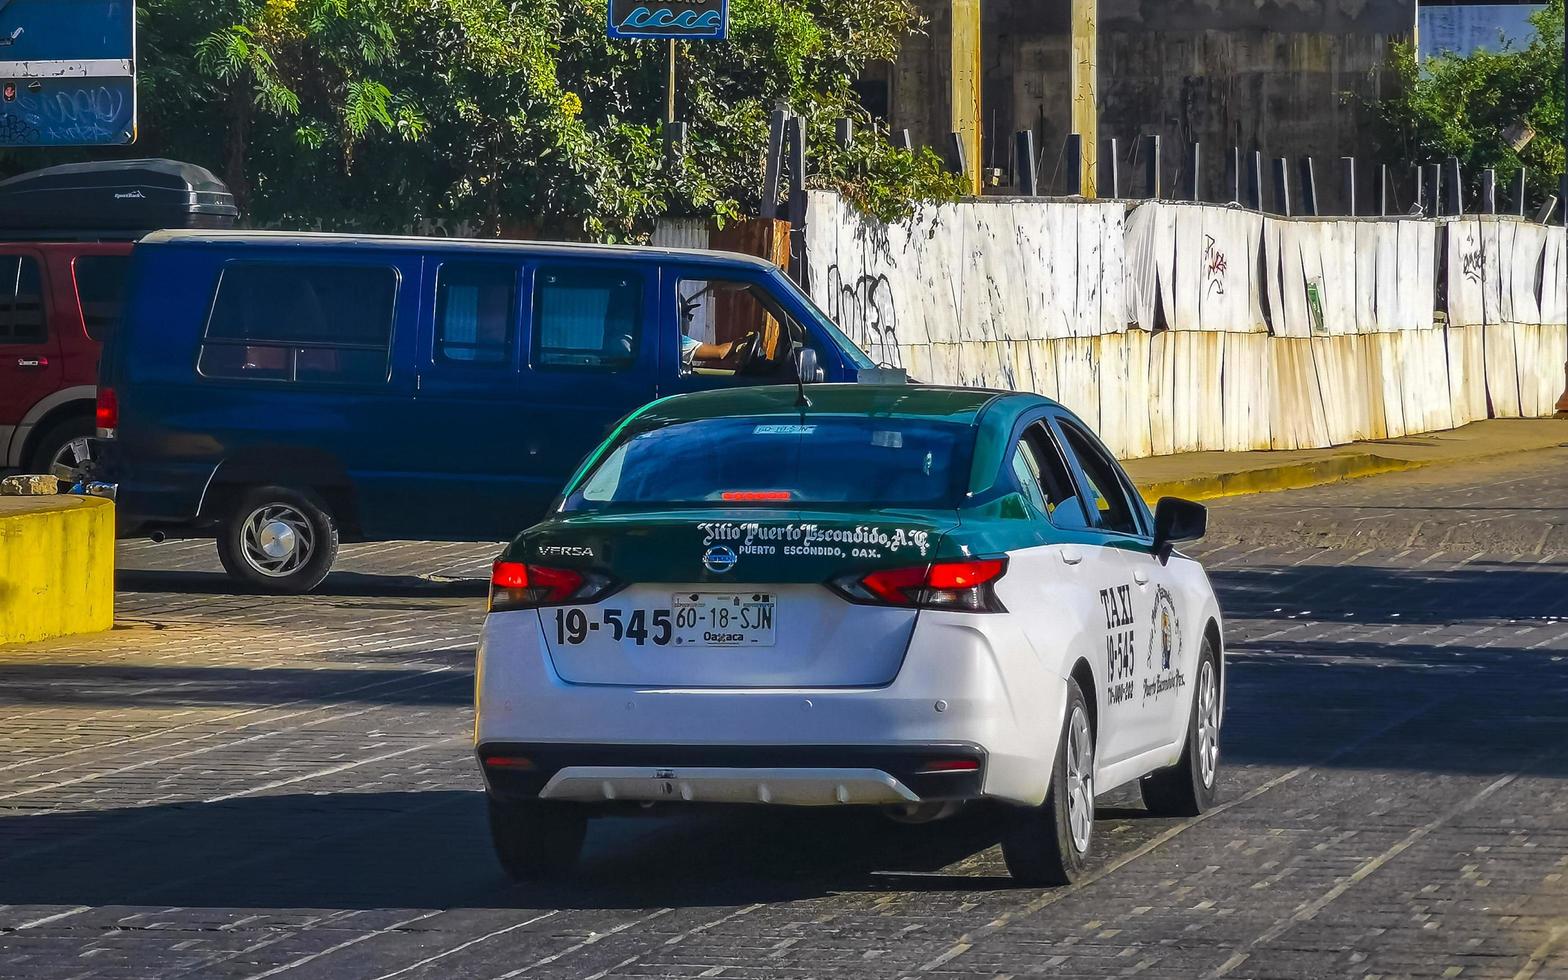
[
  {"x1": 1070, "y1": 0, "x2": 1098, "y2": 197},
  {"x1": 950, "y1": 0, "x2": 982, "y2": 195}
]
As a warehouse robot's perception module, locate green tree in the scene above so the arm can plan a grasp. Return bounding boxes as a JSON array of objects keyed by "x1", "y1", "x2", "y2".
[
  {"x1": 2, "y1": 0, "x2": 961, "y2": 238},
  {"x1": 1370, "y1": 0, "x2": 1565, "y2": 205}
]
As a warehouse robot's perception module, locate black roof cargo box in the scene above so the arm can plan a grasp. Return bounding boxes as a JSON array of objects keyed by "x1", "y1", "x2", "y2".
[{"x1": 0, "y1": 159, "x2": 240, "y2": 240}]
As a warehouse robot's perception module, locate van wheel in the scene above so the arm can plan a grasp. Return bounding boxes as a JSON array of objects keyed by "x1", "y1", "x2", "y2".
[
  {"x1": 489, "y1": 798, "x2": 587, "y2": 881},
  {"x1": 1141, "y1": 639, "x2": 1221, "y2": 817},
  {"x1": 27, "y1": 415, "x2": 94, "y2": 481},
  {"x1": 216, "y1": 486, "x2": 339, "y2": 594},
  {"x1": 1001, "y1": 678, "x2": 1094, "y2": 886}
]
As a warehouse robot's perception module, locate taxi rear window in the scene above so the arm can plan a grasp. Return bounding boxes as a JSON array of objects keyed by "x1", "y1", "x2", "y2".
[{"x1": 563, "y1": 416, "x2": 973, "y2": 511}]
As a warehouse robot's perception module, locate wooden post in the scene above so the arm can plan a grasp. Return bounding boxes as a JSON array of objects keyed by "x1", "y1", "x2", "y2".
[
  {"x1": 1183, "y1": 141, "x2": 1200, "y2": 201},
  {"x1": 786, "y1": 115, "x2": 808, "y2": 285},
  {"x1": 1480, "y1": 168, "x2": 1497, "y2": 214},
  {"x1": 1228, "y1": 146, "x2": 1242, "y2": 204},
  {"x1": 834, "y1": 117, "x2": 854, "y2": 150},
  {"x1": 1246, "y1": 151, "x2": 1264, "y2": 210},
  {"x1": 1424, "y1": 162, "x2": 1441, "y2": 216},
  {"x1": 1444, "y1": 156, "x2": 1463, "y2": 216},
  {"x1": 1070, "y1": 0, "x2": 1098, "y2": 197},
  {"x1": 665, "y1": 40, "x2": 677, "y2": 125},
  {"x1": 664, "y1": 121, "x2": 688, "y2": 163},
  {"x1": 1273, "y1": 157, "x2": 1292, "y2": 216},
  {"x1": 760, "y1": 108, "x2": 787, "y2": 220},
  {"x1": 1377, "y1": 164, "x2": 1390, "y2": 216},
  {"x1": 1064, "y1": 133, "x2": 1083, "y2": 195},
  {"x1": 946, "y1": 131, "x2": 968, "y2": 177},
  {"x1": 1015, "y1": 130, "x2": 1039, "y2": 195},
  {"x1": 1414, "y1": 166, "x2": 1426, "y2": 214},
  {"x1": 1511, "y1": 167, "x2": 1528, "y2": 215},
  {"x1": 1105, "y1": 137, "x2": 1121, "y2": 198},
  {"x1": 1143, "y1": 134, "x2": 1161, "y2": 199},
  {"x1": 1298, "y1": 157, "x2": 1318, "y2": 216},
  {"x1": 1538, "y1": 195, "x2": 1560, "y2": 225},
  {"x1": 894, "y1": 129, "x2": 913, "y2": 152},
  {"x1": 1340, "y1": 156, "x2": 1356, "y2": 216}
]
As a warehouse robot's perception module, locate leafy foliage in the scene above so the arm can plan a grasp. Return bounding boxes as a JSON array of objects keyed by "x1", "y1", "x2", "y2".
[
  {"x1": 1, "y1": 0, "x2": 960, "y2": 237},
  {"x1": 1370, "y1": 0, "x2": 1565, "y2": 204}
]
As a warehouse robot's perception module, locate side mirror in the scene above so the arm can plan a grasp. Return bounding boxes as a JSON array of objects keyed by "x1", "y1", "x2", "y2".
[
  {"x1": 795, "y1": 346, "x2": 824, "y2": 383},
  {"x1": 1153, "y1": 496, "x2": 1207, "y2": 557}
]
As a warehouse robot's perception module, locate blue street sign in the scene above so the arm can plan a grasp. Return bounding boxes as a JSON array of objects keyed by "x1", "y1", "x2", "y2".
[
  {"x1": 0, "y1": 0, "x2": 137, "y2": 146},
  {"x1": 608, "y1": 0, "x2": 728, "y2": 40}
]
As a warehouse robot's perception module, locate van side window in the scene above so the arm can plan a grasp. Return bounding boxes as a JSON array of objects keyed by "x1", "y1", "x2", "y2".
[
  {"x1": 198, "y1": 263, "x2": 396, "y2": 385},
  {"x1": 533, "y1": 268, "x2": 640, "y2": 370},
  {"x1": 436, "y1": 263, "x2": 515, "y2": 364},
  {"x1": 0, "y1": 255, "x2": 46, "y2": 345},
  {"x1": 74, "y1": 255, "x2": 131, "y2": 342},
  {"x1": 676, "y1": 278, "x2": 801, "y2": 380}
]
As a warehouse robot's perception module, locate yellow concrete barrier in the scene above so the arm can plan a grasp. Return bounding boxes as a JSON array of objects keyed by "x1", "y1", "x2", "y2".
[{"x1": 0, "y1": 496, "x2": 115, "y2": 645}]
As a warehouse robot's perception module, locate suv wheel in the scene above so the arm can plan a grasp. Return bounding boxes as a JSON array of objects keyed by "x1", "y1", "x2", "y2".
[
  {"x1": 26, "y1": 415, "x2": 94, "y2": 481},
  {"x1": 216, "y1": 486, "x2": 339, "y2": 594}
]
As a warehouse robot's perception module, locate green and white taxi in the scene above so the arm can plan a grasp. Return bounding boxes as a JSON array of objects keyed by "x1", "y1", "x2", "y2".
[{"x1": 474, "y1": 383, "x2": 1224, "y2": 885}]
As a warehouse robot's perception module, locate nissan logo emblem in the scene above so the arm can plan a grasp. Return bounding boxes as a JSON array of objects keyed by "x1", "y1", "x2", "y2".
[{"x1": 703, "y1": 545, "x2": 738, "y2": 574}]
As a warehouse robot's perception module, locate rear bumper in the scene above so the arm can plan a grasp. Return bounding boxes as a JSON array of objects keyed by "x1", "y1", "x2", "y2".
[
  {"x1": 477, "y1": 742, "x2": 986, "y2": 804},
  {"x1": 88, "y1": 437, "x2": 214, "y2": 531},
  {"x1": 474, "y1": 605, "x2": 1068, "y2": 807}
]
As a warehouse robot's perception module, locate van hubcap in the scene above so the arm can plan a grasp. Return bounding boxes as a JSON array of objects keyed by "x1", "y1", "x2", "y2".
[
  {"x1": 1065, "y1": 705, "x2": 1094, "y2": 854},
  {"x1": 241, "y1": 504, "x2": 314, "y2": 577}
]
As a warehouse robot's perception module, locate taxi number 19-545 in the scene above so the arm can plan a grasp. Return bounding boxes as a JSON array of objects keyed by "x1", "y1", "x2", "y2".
[{"x1": 553, "y1": 593, "x2": 777, "y2": 648}]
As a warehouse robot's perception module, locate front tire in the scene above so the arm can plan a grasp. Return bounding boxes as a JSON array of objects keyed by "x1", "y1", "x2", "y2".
[
  {"x1": 216, "y1": 486, "x2": 339, "y2": 594},
  {"x1": 488, "y1": 798, "x2": 587, "y2": 881},
  {"x1": 1001, "y1": 678, "x2": 1095, "y2": 886},
  {"x1": 1140, "y1": 638, "x2": 1221, "y2": 817}
]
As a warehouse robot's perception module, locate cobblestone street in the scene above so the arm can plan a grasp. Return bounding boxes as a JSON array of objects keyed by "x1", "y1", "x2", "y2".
[{"x1": 2, "y1": 449, "x2": 1566, "y2": 979}]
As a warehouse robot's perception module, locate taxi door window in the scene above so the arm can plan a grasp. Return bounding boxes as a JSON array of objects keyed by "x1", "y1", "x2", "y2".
[
  {"x1": 1058, "y1": 421, "x2": 1143, "y2": 536},
  {"x1": 1011, "y1": 422, "x2": 1090, "y2": 528},
  {"x1": 534, "y1": 268, "x2": 641, "y2": 371},
  {"x1": 677, "y1": 278, "x2": 803, "y2": 380}
]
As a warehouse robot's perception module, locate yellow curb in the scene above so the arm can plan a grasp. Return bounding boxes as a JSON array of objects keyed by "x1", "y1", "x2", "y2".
[{"x1": 1138, "y1": 454, "x2": 1429, "y2": 505}]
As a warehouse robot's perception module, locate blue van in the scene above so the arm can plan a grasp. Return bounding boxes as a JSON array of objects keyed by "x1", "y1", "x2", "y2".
[{"x1": 94, "y1": 231, "x2": 876, "y2": 592}]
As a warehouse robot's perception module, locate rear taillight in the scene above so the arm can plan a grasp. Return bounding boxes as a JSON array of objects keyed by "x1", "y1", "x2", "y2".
[
  {"x1": 831, "y1": 557, "x2": 1007, "y2": 613},
  {"x1": 488, "y1": 561, "x2": 613, "y2": 612},
  {"x1": 95, "y1": 386, "x2": 118, "y2": 437}
]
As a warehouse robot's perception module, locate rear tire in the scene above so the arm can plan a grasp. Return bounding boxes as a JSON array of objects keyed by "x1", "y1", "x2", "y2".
[
  {"x1": 488, "y1": 798, "x2": 587, "y2": 881},
  {"x1": 1140, "y1": 639, "x2": 1221, "y2": 817},
  {"x1": 1001, "y1": 678, "x2": 1095, "y2": 886},
  {"x1": 216, "y1": 485, "x2": 339, "y2": 594},
  {"x1": 26, "y1": 415, "x2": 93, "y2": 481}
]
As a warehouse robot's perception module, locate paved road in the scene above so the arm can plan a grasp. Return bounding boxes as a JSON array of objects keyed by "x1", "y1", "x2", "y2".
[{"x1": 2, "y1": 449, "x2": 1566, "y2": 979}]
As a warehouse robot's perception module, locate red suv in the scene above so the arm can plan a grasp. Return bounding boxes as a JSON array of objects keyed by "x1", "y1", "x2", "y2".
[
  {"x1": 0, "y1": 158, "x2": 238, "y2": 477},
  {"x1": 0, "y1": 242, "x2": 132, "y2": 476}
]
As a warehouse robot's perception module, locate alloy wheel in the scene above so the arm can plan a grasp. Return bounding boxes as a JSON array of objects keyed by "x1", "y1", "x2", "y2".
[{"x1": 239, "y1": 503, "x2": 315, "y2": 578}]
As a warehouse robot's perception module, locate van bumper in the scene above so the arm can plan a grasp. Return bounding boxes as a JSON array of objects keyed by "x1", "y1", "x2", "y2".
[{"x1": 88, "y1": 437, "x2": 214, "y2": 532}]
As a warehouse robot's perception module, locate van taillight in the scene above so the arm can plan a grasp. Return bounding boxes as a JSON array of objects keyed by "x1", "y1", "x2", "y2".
[{"x1": 95, "y1": 387, "x2": 118, "y2": 436}]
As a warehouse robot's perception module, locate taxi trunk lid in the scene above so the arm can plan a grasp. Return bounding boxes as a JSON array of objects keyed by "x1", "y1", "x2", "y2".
[{"x1": 517, "y1": 509, "x2": 958, "y2": 688}]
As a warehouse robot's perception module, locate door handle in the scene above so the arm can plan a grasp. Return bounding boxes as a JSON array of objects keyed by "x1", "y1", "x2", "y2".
[
  {"x1": 1133, "y1": 568, "x2": 1150, "y2": 585},
  {"x1": 16, "y1": 357, "x2": 47, "y2": 369},
  {"x1": 1060, "y1": 547, "x2": 1083, "y2": 566}
]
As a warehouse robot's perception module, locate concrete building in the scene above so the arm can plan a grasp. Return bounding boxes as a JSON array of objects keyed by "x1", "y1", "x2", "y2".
[{"x1": 876, "y1": 0, "x2": 1425, "y2": 203}]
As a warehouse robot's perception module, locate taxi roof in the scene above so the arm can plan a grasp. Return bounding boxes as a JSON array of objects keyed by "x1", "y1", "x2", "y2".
[{"x1": 630, "y1": 384, "x2": 1062, "y2": 430}]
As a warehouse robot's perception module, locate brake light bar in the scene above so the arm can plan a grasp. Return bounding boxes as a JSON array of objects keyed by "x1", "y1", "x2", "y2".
[
  {"x1": 721, "y1": 490, "x2": 792, "y2": 501},
  {"x1": 488, "y1": 561, "x2": 613, "y2": 612},
  {"x1": 831, "y1": 557, "x2": 1008, "y2": 613}
]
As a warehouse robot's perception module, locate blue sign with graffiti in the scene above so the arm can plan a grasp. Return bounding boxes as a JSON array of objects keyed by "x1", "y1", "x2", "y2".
[
  {"x1": 608, "y1": 0, "x2": 728, "y2": 40},
  {"x1": 0, "y1": 0, "x2": 137, "y2": 146}
]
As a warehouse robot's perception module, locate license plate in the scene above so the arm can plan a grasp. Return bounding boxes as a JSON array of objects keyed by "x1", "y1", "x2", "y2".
[{"x1": 672, "y1": 592, "x2": 776, "y2": 647}]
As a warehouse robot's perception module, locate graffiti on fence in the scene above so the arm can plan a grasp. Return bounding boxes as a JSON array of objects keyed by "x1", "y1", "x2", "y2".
[{"x1": 823, "y1": 265, "x2": 903, "y2": 368}]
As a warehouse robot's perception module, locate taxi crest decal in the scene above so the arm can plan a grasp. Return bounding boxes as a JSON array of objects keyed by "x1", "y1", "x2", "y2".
[{"x1": 1143, "y1": 585, "x2": 1186, "y2": 703}]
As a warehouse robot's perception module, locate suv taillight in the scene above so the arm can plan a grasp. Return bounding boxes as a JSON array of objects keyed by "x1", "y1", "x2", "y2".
[
  {"x1": 830, "y1": 557, "x2": 1008, "y2": 613},
  {"x1": 95, "y1": 387, "x2": 118, "y2": 437},
  {"x1": 488, "y1": 561, "x2": 613, "y2": 612}
]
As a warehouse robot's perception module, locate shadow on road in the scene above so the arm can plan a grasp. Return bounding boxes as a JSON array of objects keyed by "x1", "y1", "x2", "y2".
[
  {"x1": 115, "y1": 568, "x2": 489, "y2": 600},
  {"x1": 0, "y1": 791, "x2": 1063, "y2": 909}
]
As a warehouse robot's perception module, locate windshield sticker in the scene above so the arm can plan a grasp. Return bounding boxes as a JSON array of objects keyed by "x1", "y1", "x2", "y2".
[
  {"x1": 753, "y1": 424, "x2": 816, "y2": 435},
  {"x1": 698, "y1": 522, "x2": 933, "y2": 559},
  {"x1": 870, "y1": 430, "x2": 903, "y2": 449}
]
